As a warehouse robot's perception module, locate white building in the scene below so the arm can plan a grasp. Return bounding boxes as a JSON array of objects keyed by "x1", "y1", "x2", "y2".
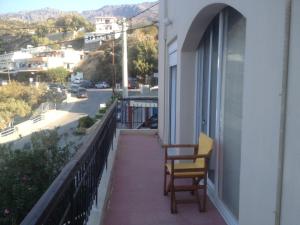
[
  {"x1": 0, "y1": 51, "x2": 31, "y2": 71},
  {"x1": 84, "y1": 16, "x2": 121, "y2": 49},
  {"x1": 0, "y1": 46, "x2": 84, "y2": 73},
  {"x1": 0, "y1": 46, "x2": 52, "y2": 71},
  {"x1": 158, "y1": 1, "x2": 299, "y2": 225}
]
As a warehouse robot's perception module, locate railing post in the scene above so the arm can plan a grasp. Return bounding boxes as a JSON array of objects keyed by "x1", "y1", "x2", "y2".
[{"x1": 128, "y1": 105, "x2": 133, "y2": 129}]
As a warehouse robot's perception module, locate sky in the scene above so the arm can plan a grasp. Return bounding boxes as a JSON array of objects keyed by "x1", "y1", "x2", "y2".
[{"x1": 0, "y1": 0, "x2": 156, "y2": 14}]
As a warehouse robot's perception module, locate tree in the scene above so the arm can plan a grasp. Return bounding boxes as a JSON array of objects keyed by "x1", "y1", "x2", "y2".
[
  {"x1": 0, "y1": 82, "x2": 47, "y2": 130},
  {"x1": 55, "y1": 15, "x2": 95, "y2": 33},
  {"x1": 0, "y1": 129, "x2": 72, "y2": 225},
  {"x1": 128, "y1": 27, "x2": 158, "y2": 83},
  {"x1": 35, "y1": 25, "x2": 49, "y2": 38},
  {"x1": 75, "y1": 26, "x2": 158, "y2": 85},
  {"x1": 46, "y1": 67, "x2": 69, "y2": 83},
  {"x1": 31, "y1": 35, "x2": 59, "y2": 49}
]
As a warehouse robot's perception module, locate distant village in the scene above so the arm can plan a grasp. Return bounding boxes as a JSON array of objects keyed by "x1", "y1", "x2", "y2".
[{"x1": 0, "y1": 16, "x2": 121, "y2": 76}]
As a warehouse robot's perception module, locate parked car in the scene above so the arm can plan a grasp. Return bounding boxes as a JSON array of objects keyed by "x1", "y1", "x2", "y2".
[
  {"x1": 76, "y1": 88, "x2": 88, "y2": 98},
  {"x1": 72, "y1": 78, "x2": 82, "y2": 84},
  {"x1": 80, "y1": 80, "x2": 94, "y2": 89},
  {"x1": 69, "y1": 84, "x2": 80, "y2": 93},
  {"x1": 128, "y1": 78, "x2": 138, "y2": 89},
  {"x1": 95, "y1": 81, "x2": 110, "y2": 89}
]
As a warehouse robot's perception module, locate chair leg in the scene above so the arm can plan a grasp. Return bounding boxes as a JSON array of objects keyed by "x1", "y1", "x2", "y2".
[
  {"x1": 191, "y1": 178, "x2": 197, "y2": 195},
  {"x1": 195, "y1": 188, "x2": 202, "y2": 212},
  {"x1": 163, "y1": 167, "x2": 167, "y2": 196},
  {"x1": 201, "y1": 178, "x2": 207, "y2": 212},
  {"x1": 170, "y1": 175, "x2": 178, "y2": 214},
  {"x1": 170, "y1": 175, "x2": 174, "y2": 213}
]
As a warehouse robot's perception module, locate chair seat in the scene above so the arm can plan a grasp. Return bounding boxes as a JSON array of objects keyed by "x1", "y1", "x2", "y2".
[{"x1": 165, "y1": 162, "x2": 205, "y2": 177}]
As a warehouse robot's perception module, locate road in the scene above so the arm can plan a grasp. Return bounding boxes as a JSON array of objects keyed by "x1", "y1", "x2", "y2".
[{"x1": 2, "y1": 89, "x2": 112, "y2": 149}]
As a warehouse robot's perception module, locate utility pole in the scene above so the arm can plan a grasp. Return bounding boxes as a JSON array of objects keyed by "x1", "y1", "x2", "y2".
[
  {"x1": 122, "y1": 18, "x2": 128, "y2": 98},
  {"x1": 112, "y1": 39, "x2": 116, "y2": 95},
  {"x1": 7, "y1": 61, "x2": 11, "y2": 83}
]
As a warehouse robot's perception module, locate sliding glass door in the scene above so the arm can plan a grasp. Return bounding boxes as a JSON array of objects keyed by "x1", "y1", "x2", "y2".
[
  {"x1": 195, "y1": 7, "x2": 246, "y2": 220},
  {"x1": 169, "y1": 65, "x2": 177, "y2": 144}
]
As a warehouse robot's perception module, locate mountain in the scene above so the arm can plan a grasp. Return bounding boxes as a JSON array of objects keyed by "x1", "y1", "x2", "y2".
[
  {"x1": 0, "y1": 2, "x2": 159, "y2": 23},
  {"x1": 81, "y1": 2, "x2": 158, "y2": 23},
  {"x1": 0, "y1": 7, "x2": 78, "y2": 22}
]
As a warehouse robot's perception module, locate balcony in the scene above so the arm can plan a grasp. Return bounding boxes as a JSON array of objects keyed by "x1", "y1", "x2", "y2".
[
  {"x1": 103, "y1": 132, "x2": 226, "y2": 225},
  {"x1": 21, "y1": 98, "x2": 226, "y2": 225}
]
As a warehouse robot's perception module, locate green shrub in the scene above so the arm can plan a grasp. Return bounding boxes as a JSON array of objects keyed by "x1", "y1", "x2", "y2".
[
  {"x1": 95, "y1": 113, "x2": 103, "y2": 119},
  {"x1": 98, "y1": 107, "x2": 107, "y2": 114},
  {"x1": 77, "y1": 116, "x2": 95, "y2": 128},
  {"x1": 0, "y1": 130, "x2": 71, "y2": 224},
  {"x1": 74, "y1": 127, "x2": 86, "y2": 135}
]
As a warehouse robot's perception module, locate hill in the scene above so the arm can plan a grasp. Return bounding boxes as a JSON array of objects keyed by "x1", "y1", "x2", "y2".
[
  {"x1": 0, "y1": 7, "x2": 78, "y2": 22},
  {"x1": 82, "y1": 2, "x2": 158, "y2": 23},
  {"x1": 0, "y1": 2, "x2": 159, "y2": 23}
]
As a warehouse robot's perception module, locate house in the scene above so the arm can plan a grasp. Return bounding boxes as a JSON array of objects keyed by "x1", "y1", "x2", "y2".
[
  {"x1": 0, "y1": 46, "x2": 84, "y2": 73},
  {"x1": 84, "y1": 16, "x2": 121, "y2": 50},
  {"x1": 158, "y1": 1, "x2": 299, "y2": 225}
]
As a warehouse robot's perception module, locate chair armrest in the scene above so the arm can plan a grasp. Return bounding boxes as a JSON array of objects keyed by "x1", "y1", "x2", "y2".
[
  {"x1": 162, "y1": 144, "x2": 198, "y2": 162},
  {"x1": 162, "y1": 144, "x2": 197, "y2": 148},
  {"x1": 167, "y1": 154, "x2": 209, "y2": 160}
]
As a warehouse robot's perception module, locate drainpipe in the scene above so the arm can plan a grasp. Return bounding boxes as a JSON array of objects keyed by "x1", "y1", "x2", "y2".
[
  {"x1": 162, "y1": 0, "x2": 168, "y2": 143},
  {"x1": 275, "y1": 0, "x2": 292, "y2": 225}
]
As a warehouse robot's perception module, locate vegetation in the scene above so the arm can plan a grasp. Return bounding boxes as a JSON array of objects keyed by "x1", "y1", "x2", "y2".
[
  {"x1": 31, "y1": 35, "x2": 60, "y2": 49},
  {"x1": 0, "y1": 82, "x2": 47, "y2": 130},
  {"x1": 129, "y1": 26, "x2": 158, "y2": 84},
  {"x1": 45, "y1": 67, "x2": 69, "y2": 83},
  {"x1": 0, "y1": 14, "x2": 94, "y2": 53},
  {"x1": 0, "y1": 129, "x2": 72, "y2": 225},
  {"x1": 77, "y1": 116, "x2": 95, "y2": 129},
  {"x1": 54, "y1": 15, "x2": 95, "y2": 33},
  {"x1": 76, "y1": 25, "x2": 158, "y2": 85}
]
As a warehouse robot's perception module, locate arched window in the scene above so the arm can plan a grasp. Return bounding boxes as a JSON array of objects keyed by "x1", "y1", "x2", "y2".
[{"x1": 195, "y1": 6, "x2": 246, "y2": 220}]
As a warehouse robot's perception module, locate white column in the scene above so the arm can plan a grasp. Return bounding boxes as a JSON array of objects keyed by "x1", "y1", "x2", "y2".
[{"x1": 122, "y1": 18, "x2": 128, "y2": 98}]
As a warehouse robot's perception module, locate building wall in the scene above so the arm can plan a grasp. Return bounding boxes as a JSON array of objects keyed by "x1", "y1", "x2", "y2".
[
  {"x1": 158, "y1": 0, "x2": 297, "y2": 225},
  {"x1": 281, "y1": 1, "x2": 300, "y2": 224}
]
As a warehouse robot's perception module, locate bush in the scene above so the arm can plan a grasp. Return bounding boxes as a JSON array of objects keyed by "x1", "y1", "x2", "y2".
[
  {"x1": 95, "y1": 113, "x2": 103, "y2": 120},
  {"x1": 74, "y1": 127, "x2": 86, "y2": 135},
  {"x1": 0, "y1": 129, "x2": 71, "y2": 224},
  {"x1": 98, "y1": 107, "x2": 107, "y2": 114},
  {"x1": 77, "y1": 116, "x2": 95, "y2": 129}
]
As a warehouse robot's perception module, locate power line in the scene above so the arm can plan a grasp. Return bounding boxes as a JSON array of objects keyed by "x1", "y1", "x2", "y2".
[
  {"x1": 127, "y1": 2, "x2": 159, "y2": 21},
  {"x1": 86, "y1": 21, "x2": 158, "y2": 41},
  {"x1": 1, "y1": 2, "x2": 159, "y2": 31},
  {"x1": 10, "y1": 21, "x2": 158, "y2": 51}
]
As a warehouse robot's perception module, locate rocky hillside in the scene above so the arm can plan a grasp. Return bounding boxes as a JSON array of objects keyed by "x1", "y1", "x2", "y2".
[
  {"x1": 0, "y1": 2, "x2": 158, "y2": 23},
  {"x1": 0, "y1": 7, "x2": 78, "y2": 22},
  {"x1": 82, "y1": 2, "x2": 158, "y2": 23}
]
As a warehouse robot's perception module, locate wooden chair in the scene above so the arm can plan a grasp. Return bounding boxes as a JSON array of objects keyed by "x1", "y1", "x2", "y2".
[{"x1": 163, "y1": 133, "x2": 213, "y2": 213}]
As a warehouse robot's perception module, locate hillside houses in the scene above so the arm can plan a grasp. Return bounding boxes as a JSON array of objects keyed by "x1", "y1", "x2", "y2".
[{"x1": 0, "y1": 45, "x2": 84, "y2": 73}]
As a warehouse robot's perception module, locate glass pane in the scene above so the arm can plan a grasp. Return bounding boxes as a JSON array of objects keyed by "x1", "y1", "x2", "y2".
[
  {"x1": 169, "y1": 66, "x2": 177, "y2": 145},
  {"x1": 221, "y1": 7, "x2": 246, "y2": 219},
  {"x1": 208, "y1": 18, "x2": 219, "y2": 183},
  {"x1": 200, "y1": 31, "x2": 211, "y2": 133}
]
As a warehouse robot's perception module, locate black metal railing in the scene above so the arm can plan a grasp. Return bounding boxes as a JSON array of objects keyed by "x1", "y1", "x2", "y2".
[
  {"x1": 21, "y1": 101, "x2": 117, "y2": 225},
  {"x1": 117, "y1": 97, "x2": 158, "y2": 129}
]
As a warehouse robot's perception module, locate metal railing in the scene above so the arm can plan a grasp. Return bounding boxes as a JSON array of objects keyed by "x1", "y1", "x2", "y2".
[
  {"x1": 31, "y1": 114, "x2": 45, "y2": 123},
  {"x1": 21, "y1": 101, "x2": 117, "y2": 225},
  {"x1": 0, "y1": 126, "x2": 16, "y2": 137},
  {"x1": 117, "y1": 97, "x2": 158, "y2": 129}
]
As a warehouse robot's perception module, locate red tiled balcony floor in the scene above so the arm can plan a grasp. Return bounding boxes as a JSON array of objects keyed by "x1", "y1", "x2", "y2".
[{"x1": 103, "y1": 133, "x2": 227, "y2": 225}]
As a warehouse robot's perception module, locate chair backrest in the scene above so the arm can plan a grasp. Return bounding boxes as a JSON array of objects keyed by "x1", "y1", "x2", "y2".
[{"x1": 196, "y1": 133, "x2": 213, "y2": 165}]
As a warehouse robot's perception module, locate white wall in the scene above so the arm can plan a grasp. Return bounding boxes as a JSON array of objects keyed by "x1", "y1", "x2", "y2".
[
  {"x1": 281, "y1": 1, "x2": 300, "y2": 224},
  {"x1": 158, "y1": 0, "x2": 296, "y2": 225}
]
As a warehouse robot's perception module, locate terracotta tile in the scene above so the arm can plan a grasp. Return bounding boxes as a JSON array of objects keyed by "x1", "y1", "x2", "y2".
[{"x1": 102, "y1": 134, "x2": 227, "y2": 225}]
